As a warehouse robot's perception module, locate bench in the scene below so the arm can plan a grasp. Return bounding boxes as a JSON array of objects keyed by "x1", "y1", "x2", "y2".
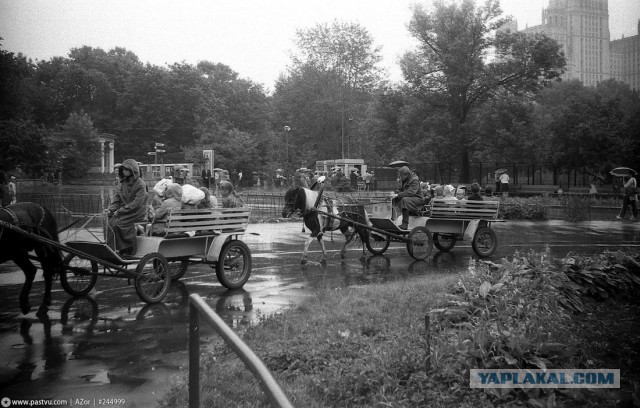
[
  {"x1": 429, "y1": 199, "x2": 500, "y2": 220},
  {"x1": 147, "y1": 208, "x2": 251, "y2": 238}
]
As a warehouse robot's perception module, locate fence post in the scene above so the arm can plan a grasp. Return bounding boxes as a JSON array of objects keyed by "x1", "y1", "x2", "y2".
[{"x1": 189, "y1": 302, "x2": 200, "y2": 408}]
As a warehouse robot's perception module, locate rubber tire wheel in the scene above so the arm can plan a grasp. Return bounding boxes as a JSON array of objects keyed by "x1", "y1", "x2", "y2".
[
  {"x1": 216, "y1": 240, "x2": 252, "y2": 290},
  {"x1": 472, "y1": 226, "x2": 498, "y2": 257},
  {"x1": 433, "y1": 233, "x2": 456, "y2": 252},
  {"x1": 135, "y1": 252, "x2": 171, "y2": 303},
  {"x1": 61, "y1": 254, "x2": 98, "y2": 297},
  {"x1": 365, "y1": 231, "x2": 391, "y2": 255},
  {"x1": 406, "y1": 226, "x2": 433, "y2": 260},
  {"x1": 168, "y1": 259, "x2": 189, "y2": 281}
]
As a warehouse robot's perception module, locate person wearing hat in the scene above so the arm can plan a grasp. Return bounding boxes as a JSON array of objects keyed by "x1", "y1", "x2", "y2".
[
  {"x1": 389, "y1": 166, "x2": 427, "y2": 230},
  {"x1": 8, "y1": 175, "x2": 17, "y2": 204}
]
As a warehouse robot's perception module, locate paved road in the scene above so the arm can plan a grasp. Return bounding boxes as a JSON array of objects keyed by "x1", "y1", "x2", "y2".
[{"x1": 0, "y1": 220, "x2": 638, "y2": 406}]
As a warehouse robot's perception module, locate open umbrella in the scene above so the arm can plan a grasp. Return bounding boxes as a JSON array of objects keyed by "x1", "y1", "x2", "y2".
[
  {"x1": 275, "y1": 168, "x2": 284, "y2": 172},
  {"x1": 610, "y1": 167, "x2": 637, "y2": 177},
  {"x1": 297, "y1": 167, "x2": 309, "y2": 172},
  {"x1": 495, "y1": 168, "x2": 507, "y2": 175},
  {"x1": 349, "y1": 167, "x2": 359, "y2": 172},
  {"x1": 213, "y1": 168, "x2": 223, "y2": 171},
  {"x1": 389, "y1": 160, "x2": 409, "y2": 168}
]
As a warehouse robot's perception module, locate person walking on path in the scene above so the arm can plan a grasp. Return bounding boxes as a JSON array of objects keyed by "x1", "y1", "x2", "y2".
[
  {"x1": 201, "y1": 168, "x2": 211, "y2": 189},
  {"x1": 363, "y1": 170, "x2": 372, "y2": 191},
  {"x1": 617, "y1": 174, "x2": 637, "y2": 220},
  {"x1": 499, "y1": 171, "x2": 510, "y2": 196}
]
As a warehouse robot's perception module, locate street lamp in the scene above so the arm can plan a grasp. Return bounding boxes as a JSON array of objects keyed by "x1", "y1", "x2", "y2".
[
  {"x1": 347, "y1": 117, "x2": 353, "y2": 158},
  {"x1": 283, "y1": 126, "x2": 291, "y2": 164}
]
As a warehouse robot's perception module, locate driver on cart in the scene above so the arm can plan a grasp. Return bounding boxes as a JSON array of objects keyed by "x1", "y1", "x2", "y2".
[
  {"x1": 104, "y1": 159, "x2": 147, "y2": 256},
  {"x1": 389, "y1": 166, "x2": 428, "y2": 230}
]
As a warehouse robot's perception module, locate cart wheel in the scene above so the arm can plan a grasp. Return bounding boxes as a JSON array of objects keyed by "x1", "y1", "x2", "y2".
[
  {"x1": 216, "y1": 240, "x2": 252, "y2": 290},
  {"x1": 135, "y1": 253, "x2": 171, "y2": 303},
  {"x1": 472, "y1": 227, "x2": 498, "y2": 257},
  {"x1": 168, "y1": 259, "x2": 189, "y2": 281},
  {"x1": 365, "y1": 231, "x2": 391, "y2": 255},
  {"x1": 433, "y1": 233, "x2": 457, "y2": 252},
  {"x1": 61, "y1": 254, "x2": 98, "y2": 297},
  {"x1": 406, "y1": 226, "x2": 433, "y2": 260}
]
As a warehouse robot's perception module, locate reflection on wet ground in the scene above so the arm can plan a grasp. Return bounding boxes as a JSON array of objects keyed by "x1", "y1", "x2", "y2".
[{"x1": 0, "y1": 220, "x2": 638, "y2": 404}]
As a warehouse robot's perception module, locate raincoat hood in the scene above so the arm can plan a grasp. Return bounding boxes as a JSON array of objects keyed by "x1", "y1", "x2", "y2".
[
  {"x1": 164, "y1": 183, "x2": 183, "y2": 200},
  {"x1": 118, "y1": 159, "x2": 141, "y2": 181}
]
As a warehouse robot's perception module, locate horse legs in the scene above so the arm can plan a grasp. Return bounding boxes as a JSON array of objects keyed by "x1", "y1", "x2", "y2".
[
  {"x1": 13, "y1": 252, "x2": 37, "y2": 315},
  {"x1": 340, "y1": 226, "x2": 357, "y2": 259},
  {"x1": 301, "y1": 235, "x2": 315, "y2": 264},
  {"x1": 317, "y1": 236, "x2": 328, "y2": 264},
  {"x1": 38, "y1": 266, "x2": 54, "y2": 317}
]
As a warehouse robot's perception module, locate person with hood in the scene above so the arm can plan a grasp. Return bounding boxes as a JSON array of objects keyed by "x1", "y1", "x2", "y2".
[
  {"x1": 389, "y1": 166, "x2": 427, "y2": 230},
  {"x1": 105, "y1": 159, "x2": 147, "y2": 255},
  {"x1": 148, "y1": 183, "x2": 183, "y2": 235}
]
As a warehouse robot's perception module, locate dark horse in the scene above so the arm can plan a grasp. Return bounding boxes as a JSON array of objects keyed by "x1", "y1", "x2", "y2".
[
  {"x1": 282, "y1": 187, "x2": 371, "y2": 264},
  {"x1": 0, "y1": 202, "x2": 64, "y2": 315}
]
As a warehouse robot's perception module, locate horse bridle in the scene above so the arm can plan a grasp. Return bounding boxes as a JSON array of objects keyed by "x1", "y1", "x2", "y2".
[{"x1": 0, "y1": 204, "x2": 47, "y2": 239}]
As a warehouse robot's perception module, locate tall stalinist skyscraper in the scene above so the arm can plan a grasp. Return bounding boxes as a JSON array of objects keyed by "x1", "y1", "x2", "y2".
[{"x1": 521, "y1": 0, "x2": 639, "y2": 90}]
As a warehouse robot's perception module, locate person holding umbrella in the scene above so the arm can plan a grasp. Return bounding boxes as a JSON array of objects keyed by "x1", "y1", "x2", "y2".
[{"x1": 614, "y1": 168, "x2": 637, "y2": 220}]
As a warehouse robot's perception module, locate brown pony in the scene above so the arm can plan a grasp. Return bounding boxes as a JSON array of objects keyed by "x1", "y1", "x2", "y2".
[{"x1": 0, "y1": 202, "x2": 64, "y2": 315}]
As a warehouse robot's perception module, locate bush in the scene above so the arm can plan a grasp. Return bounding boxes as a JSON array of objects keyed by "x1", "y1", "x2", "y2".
[{"x1": 498, "y1": 196, "x2": 549, "y2": 219}]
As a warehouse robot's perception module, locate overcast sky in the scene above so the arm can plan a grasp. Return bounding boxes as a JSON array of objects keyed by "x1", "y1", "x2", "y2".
[{"x1": 1, "y1": 0, "x2": 638, "y2": 91}]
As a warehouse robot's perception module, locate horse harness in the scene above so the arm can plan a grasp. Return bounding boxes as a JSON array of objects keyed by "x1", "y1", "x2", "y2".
[{"x1": 0, "y1": 204, "x2": 47, "y2": 240}]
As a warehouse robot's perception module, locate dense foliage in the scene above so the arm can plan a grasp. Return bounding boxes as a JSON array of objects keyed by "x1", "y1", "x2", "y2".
[{"x1": 1, "y1": 0, "x2": 639, "y2": 182}]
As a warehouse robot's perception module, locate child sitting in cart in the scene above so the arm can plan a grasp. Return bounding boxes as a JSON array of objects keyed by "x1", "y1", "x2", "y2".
[
  {"x1": 219, "y1": 181, "x2": 245, "y2": 208},
  {"x1": 146, "y1": 183, "x2": 183, "y2": 236}
]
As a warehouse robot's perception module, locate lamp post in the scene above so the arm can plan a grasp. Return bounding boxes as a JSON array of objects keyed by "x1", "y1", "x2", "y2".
[
  {"x1": 347, "y1": 117, "x2": 353, "y2": 158},
  {"x1": 283, "y1": 126, "x2": 291, "y2": 164}
]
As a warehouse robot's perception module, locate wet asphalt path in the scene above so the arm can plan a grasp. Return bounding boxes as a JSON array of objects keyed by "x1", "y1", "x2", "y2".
[{"x1": 0, "y1": 219, "x2": 639, "y2": 406}]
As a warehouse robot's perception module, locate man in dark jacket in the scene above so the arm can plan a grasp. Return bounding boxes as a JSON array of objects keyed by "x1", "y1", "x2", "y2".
[
  {"x1": 105, "y1": 159, "x2": 147, "y2": 255},
  {"x1": 390, "y1": 166, "x2": 426, "y2": 230}
]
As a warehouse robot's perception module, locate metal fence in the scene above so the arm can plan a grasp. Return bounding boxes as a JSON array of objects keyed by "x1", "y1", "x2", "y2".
[
  {"x1": 16, "y1": 189, "x2": 623, "y2": 227},
  {"x1": 188, "y1": 294, "x2": 293, "y2": 408}
]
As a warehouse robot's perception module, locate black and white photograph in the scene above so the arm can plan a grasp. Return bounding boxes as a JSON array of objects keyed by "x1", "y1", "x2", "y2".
[{"x1": 1, "y1": 0, "x2": 639, "y2": 406}]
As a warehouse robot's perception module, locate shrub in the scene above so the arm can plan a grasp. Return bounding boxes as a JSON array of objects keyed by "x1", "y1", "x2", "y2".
[{"x1": 498, "y1": 196, "x2": 549, "y2": 219}]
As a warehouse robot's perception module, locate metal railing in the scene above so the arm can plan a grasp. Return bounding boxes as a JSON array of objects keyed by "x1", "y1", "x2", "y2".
[{"x1": 188, "y1": 294, "x2": 294, "y2": 408}]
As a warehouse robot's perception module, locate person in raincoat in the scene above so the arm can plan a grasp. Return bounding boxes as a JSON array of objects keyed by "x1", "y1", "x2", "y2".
[
  {"x1": 389, "y1": 166, "x2": 427, "y2": 230},
  {"x1": 148, "y1": 183, "x2": 183, "y2": 235},
  {"x1": 105, "y1": 159, "x2": 148, "y2": 255}
]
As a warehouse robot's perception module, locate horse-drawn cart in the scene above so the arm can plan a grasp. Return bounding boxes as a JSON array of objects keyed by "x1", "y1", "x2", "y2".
[
  {"x1": 364, "y1": 198, "x2": 502, "y2": 259},
  {"x1": 1, "y1": 206, "x2": 253, "y2": 305}
]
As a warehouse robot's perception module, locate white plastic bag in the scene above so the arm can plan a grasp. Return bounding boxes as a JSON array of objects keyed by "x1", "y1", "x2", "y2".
[
  {"x1": 153, "y1": 178, "x2": 172, "y2": 197},
  {"x1": 181, "y1": 184, "x2": 205, "y2": 205}
]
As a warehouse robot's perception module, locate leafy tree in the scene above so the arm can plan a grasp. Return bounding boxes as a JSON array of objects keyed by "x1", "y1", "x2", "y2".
[
  {"x1": 0, "y1": 39, "x2": 34, "y2": 120},
  {"x1": 273, "y1": 20, "x2": 383, "y2": 168},
  {"x1": 401, "y1": 0, "x2": 565, "y2": 181},
  {"x1": 0, "y1": 119, "x2": 51, "y2": 176},
  {"x1": 535, "y1": 79, "x2": 639, "y2": 177},
  {"x1": 55, "y1": 111, "x2": 101, "y2": 178}
]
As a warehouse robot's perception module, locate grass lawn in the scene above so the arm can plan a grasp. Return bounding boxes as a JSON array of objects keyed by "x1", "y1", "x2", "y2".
[{"x1": 160, "y1": 250, "x2": 640, "y2": 408}]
